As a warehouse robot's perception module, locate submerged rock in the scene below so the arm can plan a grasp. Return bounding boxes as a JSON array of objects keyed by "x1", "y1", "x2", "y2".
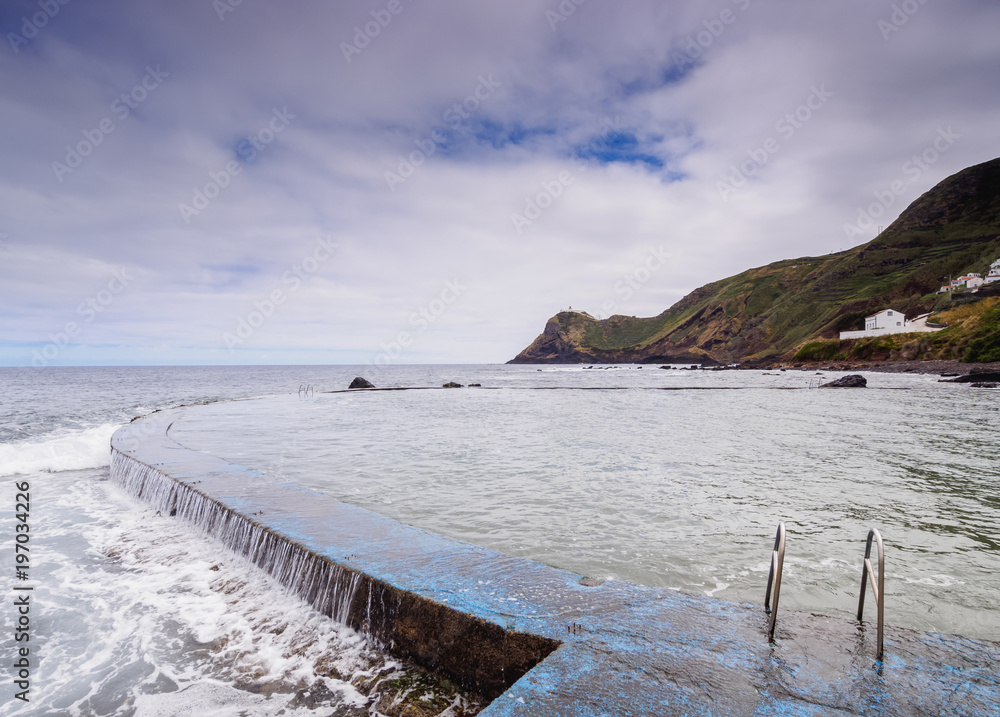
[
  {"x1": 442, "y1": 382, "x2": 463, "y2": 388},
  {"x1": 821, "y1": 374, "x2": 867, "y2": 388},
  {"x1": 348, "y1": 377, "x2": 375, "y2": 389}
]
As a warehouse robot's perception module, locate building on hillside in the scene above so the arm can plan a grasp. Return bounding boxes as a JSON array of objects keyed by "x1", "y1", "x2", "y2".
[
  {"x1": 866, "y1": 309, "x2": 905, "y2": 331},
  {"x1": 986, "y1": 258, "x2": 1000, "y2": 284},
  {"x1": 937, "y1": 261, "x2": 1000, "y2": 291},
  {"x1": 948, "y1": 274, "x2": 984, "y2": 290},
  {"x1": 841, "y1": 309, "x2": 909, "y2": 339}
]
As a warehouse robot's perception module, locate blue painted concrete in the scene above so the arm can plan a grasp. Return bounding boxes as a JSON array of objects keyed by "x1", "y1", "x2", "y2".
[{"x1": 111, "y1": 400, "x2": 1000, "y2": 715}]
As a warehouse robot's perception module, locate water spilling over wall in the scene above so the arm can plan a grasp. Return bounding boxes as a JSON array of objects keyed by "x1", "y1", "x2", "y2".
[{"x1": 109, "y1": 419, "x2": 559, "y2": 701}]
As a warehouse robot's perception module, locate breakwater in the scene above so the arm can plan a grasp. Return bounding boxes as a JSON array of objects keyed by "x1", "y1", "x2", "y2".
[{"x1": 111, "y1": 398, "x2": 1000, "y2": 715}]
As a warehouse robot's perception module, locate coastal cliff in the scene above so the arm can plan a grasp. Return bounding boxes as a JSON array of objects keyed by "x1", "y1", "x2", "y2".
[{"x1": 511, "y1": 158, "x2": 1000, "y2": 365}]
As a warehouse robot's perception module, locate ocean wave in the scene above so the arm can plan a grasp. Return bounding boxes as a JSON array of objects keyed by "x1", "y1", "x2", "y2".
[{"x1": 0, "y1": 423, "x2": 119, "y2": 476}]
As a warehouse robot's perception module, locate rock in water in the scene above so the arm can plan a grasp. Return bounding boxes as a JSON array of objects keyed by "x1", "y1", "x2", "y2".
[
  {"x1": 941, "y1": 371, "x2": 1000, "y2": 383},
  {"x1": 442, "y1": 382, "x2": 463, "y2": 388},
  {"x1": 348, "y1": 377, "x2": 375, "y2": 389},
  {"x1": 820, "y1": 374, "x2": 867, "y2": 388}
]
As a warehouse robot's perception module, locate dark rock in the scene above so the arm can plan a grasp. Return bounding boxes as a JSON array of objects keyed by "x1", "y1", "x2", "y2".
[
  {"x1": 469, "y1": 383, "x2": 482, "y2": 387},
  {"x1": 971, "y1": 382, "x2": 1000, "y2": 388},
  {"x1": 940, "y1": 372, "x2": 959, "y2": 377},
  {"x1": 348, "y1": 377, "x2": 375, "y2": 389},
  {"x1": 820, "y1": 374, "x2": 867, "y2": 388},
  {"x1": 442, "y1": 382, "x2": 463, "y2": 388},
  {"x1": 941, "y1": 372, "x2": 1000, "y2": 383},
  {"x1": 640, "y1": 354, "x2": 721, "y2": 366}
]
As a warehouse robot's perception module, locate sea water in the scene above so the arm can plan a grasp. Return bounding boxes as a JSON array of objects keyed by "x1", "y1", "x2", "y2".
[
  {"x1": 0, "y1": 366, "x2": 488, "y2": 717},
  {"x1": 1, "y1": 364, "x2": 998, "y2": 716},
  {"x1": 169, "y1": 366, "x2": 1000, "y2": 643}
]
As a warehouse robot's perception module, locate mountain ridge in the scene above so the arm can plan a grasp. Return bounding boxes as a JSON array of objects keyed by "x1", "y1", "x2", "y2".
[{"x1": 510, "y1": 158, "x2": 1000, "y2": 365}]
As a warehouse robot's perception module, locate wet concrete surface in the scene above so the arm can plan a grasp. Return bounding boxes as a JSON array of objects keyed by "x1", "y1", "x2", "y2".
[{"x1": 112, "y1": 403, "x2": 1000, "y2": 715}]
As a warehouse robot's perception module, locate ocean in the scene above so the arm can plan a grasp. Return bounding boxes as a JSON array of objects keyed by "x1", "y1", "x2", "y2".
[{"x1": 2, "y1": 364, "x2": 999, "y2": 715}]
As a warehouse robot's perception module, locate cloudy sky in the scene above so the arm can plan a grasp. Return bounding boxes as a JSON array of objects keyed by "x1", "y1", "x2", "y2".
[{"x1": 1, "y1": 0, "x2": 997, "y2": 366}]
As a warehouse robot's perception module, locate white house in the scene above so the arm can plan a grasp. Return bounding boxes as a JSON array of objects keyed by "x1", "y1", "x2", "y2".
[
  {"x1": 841, "y1": 309, "x2": 910, "y2": 339},
  {"x1": 866, "y1": 309, "x2": 905, "y2": 331},
  {"x1": 947, "y1": 273, "x2": 986, "y2": 290},
  {"x1": 986, "y1": 258, "x2": 1000, "y2": 284}
]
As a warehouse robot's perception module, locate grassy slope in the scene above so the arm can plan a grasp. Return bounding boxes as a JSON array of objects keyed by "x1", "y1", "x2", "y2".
[
  {"x1": 549, "y1": 158, "x2": 1000, "y2": 363},
  {"x1": 793, "y1": 296, "x2": 1000, "y2": 363}
]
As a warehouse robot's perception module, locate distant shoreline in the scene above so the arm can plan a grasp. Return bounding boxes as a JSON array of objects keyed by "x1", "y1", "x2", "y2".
[{"x1": 743, "y1": 358, "x2": 1000, "y2": 376}]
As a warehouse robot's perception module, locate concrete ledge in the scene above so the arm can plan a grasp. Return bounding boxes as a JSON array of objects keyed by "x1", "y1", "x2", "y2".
[
  {"x1": 111, "y1": 413, "x2": 558, "y2": 700},
  {"x1": 111, "y1": 401, "x2": 1000, "y2": 715}
]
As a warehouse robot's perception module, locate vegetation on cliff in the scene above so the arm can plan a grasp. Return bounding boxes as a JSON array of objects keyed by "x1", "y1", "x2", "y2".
[{"x1": 510, "y1": 158, "x2": 1000, "y2": 364}]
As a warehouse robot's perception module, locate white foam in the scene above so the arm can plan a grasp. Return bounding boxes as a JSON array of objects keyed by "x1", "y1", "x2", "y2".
[
  {"x1": 2, "y1": 470, "x2": 476, "y2": 716},
  {"x1": 904, "y1": 574, "x2": 965, "y2": 588},
  {"x1": 705, "y1": 581, "x2": 730, "y2": 597},
  {"x1": 0, "y1": 423, "x2": 119, "y2": 475}
]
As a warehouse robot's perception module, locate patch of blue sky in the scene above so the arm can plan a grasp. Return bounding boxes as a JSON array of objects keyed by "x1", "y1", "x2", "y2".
[
  {"x1": 573, "y1": 130, "x2": 666, "y2": 170},
  {"x1": 427, "y1": 119, "x2": 559, "y2": 158},
  {"x1": 617, "y1": 62, "x2": 696, "y2": 100}
]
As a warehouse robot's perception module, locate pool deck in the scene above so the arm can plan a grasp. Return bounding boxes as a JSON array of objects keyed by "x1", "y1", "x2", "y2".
[{"x1": 111, "y1": 401, "x2": 1000, "y2": 716}]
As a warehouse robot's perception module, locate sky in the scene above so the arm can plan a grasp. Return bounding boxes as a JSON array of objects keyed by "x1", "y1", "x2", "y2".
[{"x1": 1, "y1": 0, "x2": 998, "y2": 367}]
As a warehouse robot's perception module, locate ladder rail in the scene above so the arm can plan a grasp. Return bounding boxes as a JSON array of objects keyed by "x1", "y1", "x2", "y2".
[
  {"x1": 857, "y1": 527, "x2": 885, "y2": 661},
  {"x1": 764, "y1": 522, "x2": 786, "y2": 642}
]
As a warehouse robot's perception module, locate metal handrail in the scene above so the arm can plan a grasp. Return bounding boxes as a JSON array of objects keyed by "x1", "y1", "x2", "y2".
[
  {"x1": 857, "y1": 528, "x2": 885, "y2": 660},
  {"x1": 764, "y1": 522, "x2": 786, "y2": 642}
]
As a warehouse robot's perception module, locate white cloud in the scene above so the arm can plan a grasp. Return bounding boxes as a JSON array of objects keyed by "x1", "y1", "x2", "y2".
[{"x1": 0, "y1": 0, "x2": 998, "y2": 365}]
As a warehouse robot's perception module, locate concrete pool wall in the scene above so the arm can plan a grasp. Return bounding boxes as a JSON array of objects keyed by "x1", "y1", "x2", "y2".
[{"x1": 110, "y1": 397, "x2": 1000, "y2": 715}]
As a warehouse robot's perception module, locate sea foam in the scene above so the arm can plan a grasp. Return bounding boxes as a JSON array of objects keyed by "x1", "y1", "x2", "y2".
[{"x1": 0, "y1": 423, "x2": 119, "y2": 475}]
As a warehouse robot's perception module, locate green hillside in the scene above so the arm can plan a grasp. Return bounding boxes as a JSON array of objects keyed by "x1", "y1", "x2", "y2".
[{"x1": 511, "y1": 158, "x2": 1000, "y2": 364}]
